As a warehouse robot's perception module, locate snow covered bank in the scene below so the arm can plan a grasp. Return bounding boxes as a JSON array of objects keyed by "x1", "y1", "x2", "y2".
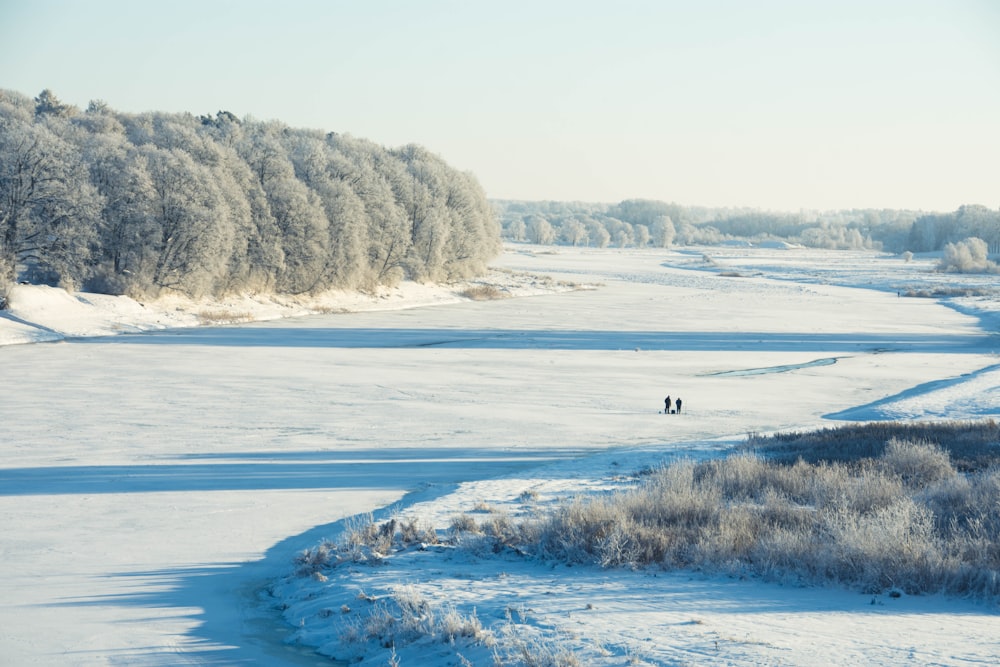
[{"x1": 0, "y1": 268, "x2": 577, "y2": 346}]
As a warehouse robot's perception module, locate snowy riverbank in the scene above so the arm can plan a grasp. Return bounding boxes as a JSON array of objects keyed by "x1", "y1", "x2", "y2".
[{"x1": 0, "y1": 267, "x2": 578, "y2": 347}]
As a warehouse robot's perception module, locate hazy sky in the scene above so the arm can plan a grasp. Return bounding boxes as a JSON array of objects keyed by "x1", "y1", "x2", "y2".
[{"x1": 2, "y1": 0, "x2": 998, "y2": 211}]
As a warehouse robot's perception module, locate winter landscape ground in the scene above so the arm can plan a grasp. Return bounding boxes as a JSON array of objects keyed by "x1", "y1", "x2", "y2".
[{"x1": 1, "y1": 245, "x2": 998, "y2": 666}]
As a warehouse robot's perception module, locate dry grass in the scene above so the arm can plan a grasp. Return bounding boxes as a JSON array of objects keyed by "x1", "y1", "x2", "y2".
[
  {"x1": 339, "y1": 584, "x2": 495, "y2": 653},
  {"x1": 493, "y1": 619, "x2": 582, "y2": 667},
  {"x1": 450, "y1": 513, "x2": 481, "y2": 534},
  {"x1": 460, "y1": 284, "x2": 507, "y2": 301},
  {"x1": 294, "y1": 513, "x2": 438, "y2": 574},
  {"x1": 196, "y1": 309, "x2": 255, "y2": 324},
  {"x1": 900, "y1": 287, "x2": 996, "y2": 298},
  {"x1": 745, "y1": 419, "x2": 1000, "y2": 472},
  {"x1": 522, "y1": 421, "x2": 1000, "y2": 599},
  {"x1": 303, "y1": 422, "x2": 1000, "y2": 600}
]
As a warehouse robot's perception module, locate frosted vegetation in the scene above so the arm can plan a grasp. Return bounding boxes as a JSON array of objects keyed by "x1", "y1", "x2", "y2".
[
  {"x1": 295, "y1": 420, "x2": 1000, "y2": 661},
  {"x1": 300, "y1": 422, "x2": 1000, "y2": 598},
  {"x1": 525, "y1": 422, "x2": 1000, "y2": 599},
  {"x1": 495, "y1": 199, "x2": 1000, "y2": 256},
  {"x1": 0, "y1": 89, "x2": 499, "y2": 297}
]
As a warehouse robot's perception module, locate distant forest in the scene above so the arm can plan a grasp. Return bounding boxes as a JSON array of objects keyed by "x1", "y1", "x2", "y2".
[
  {"x1": 0, "y1": 89, "x2": 499, "y2": 297},
  {"x1": 3, "y1": 89, "x2": 998, "y2": 300},
  {"x1": 495, "y1": 199, "x2": 1000, "y2": 255}
]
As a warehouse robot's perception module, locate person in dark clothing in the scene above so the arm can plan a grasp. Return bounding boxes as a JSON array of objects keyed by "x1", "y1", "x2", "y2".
[
  {"x1": 664, "y1": 396, "x2": 671, "y2": 414},
  {"x1": 675, "y1": 397, "x2": 682, "y2": 413}
]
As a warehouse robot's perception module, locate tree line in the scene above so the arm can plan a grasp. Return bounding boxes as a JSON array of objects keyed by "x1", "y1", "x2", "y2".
[
  {"x1": 495, "y1": 198, "x2": 1000, "y2": 255},
  {"x1": 0, "y1": 89, "x2": 500, "y2": 297}
]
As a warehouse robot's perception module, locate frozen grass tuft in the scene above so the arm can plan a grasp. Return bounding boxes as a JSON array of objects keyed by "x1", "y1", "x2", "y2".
[
  {"x1": 294, "y1": 513, "x2": 439, "y2": 573},
  {"x1": 339, "y1": 584, "x2": 494, "y2": 654},
  {"x1": 450, "y1": 513, "x2": 481, "y2": 535},
  {"x1": 492, "y1": 619, "x2": 582, "y2": 667},
  {"x1": 196, "y1": 309, "x2": 255, "y2": 324},
  {"x1": 461, "y1": 284, "x2": 507, "y2": 300}
]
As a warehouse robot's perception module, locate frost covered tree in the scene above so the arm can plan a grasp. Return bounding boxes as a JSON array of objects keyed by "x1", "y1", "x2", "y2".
[
  {"x1": 610, "y1": 220, "x2": 634, "y2": 247},
  {"x1": 33, "y1": 88, "x2": 74, "y2": 118},
  {"x1": 267, "y1": 175, "x2": 330, "y2": 293},
  {"x1": 140, "y1": 145, "x2": 236, "y2": 295},
  {"x1": 650, "y1": 215, "x2": 675, "y2": 247},
  {"x1": 634, "y1": 224, "x2": 651, "y2": 248},
  {"x1": 386, "y1": 144, "x2": 450, "y2": 281},
  {"x1": 560, "y1": 218, "x2": 588, "y2": 246},
  {"x1": 505, "y1": 217, "x2": 526, "y2": 242},
  {"x1": 526, "y1": 215, "x2": 555, "y2": 245},
  {"x1": 0, "y1": 93, "x2": 100, "y2": 286},
  {"x1": 938, "y1": 237, "x2": 998, "y2": 274},
  {"x1": 586, "y1": 220, "x2": 611, "y2": 248},
  {"x1": 79, "y1": 131, "x2": 157, "y2": 293},
  {"x1": 439, "y1": 169, "x2": 499, "y2": 279}
]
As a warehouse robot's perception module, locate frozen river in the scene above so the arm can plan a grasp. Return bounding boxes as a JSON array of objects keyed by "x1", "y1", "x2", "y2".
[{"x1": 1, "y1": 247, "x2": 996, "y2": 664}]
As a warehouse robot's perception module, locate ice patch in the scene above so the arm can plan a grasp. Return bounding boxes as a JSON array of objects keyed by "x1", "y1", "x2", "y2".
[{"x1": 706, "y1": 356, "x2": 840, "y2": 376}]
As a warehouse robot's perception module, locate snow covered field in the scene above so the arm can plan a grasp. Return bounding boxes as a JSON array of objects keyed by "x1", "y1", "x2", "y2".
[{"x1": 1, "y1": 245, "x2": 997, "y2": 665}]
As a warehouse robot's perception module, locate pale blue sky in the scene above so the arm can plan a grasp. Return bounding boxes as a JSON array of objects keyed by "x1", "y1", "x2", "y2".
[{"x1": 2, "y1": 0, "x2": 998, "y2": 211}]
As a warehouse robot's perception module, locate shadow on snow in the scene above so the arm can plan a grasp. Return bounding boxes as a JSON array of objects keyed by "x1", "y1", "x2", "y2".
[
  {"x1": 70, "y1": 326, "x2": 994, "y2": 354},
  {"x1": 0, "y1": 447, "x2": 585, "y2": 496},
  {"x1": 50, "y1": 482, "x2": 461, "y2": 666},
  {"x1": 824, "y1": 363, "x2": 1000, "y2": 421}
]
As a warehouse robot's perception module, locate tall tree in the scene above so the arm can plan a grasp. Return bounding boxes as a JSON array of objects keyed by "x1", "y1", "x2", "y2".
[
  {"x1": 267, "y1": 175, "x2": 330, "y2": 293},
  {"x1": 34, "y1": 89, "x2": 74, "y2": 117},
  {"x1": 140, "y1": 145, "x2": 234, "y2": 296},
  {"x1": 80, "y1": 132, "x2": 156, "y2": 292},
  {"x1": 650, "y1": 215, "x2": 676, "y2": 247},
  {"x1": 0, "y1": 103, "x2": 100, "y2": 285}
]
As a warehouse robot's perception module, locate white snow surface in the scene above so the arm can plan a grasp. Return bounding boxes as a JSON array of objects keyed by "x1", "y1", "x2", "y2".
[{"x1": 1, "y1": 246, "x2": 998, "y2": 665}]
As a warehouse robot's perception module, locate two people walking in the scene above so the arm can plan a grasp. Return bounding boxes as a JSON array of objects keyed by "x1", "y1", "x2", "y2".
[{"x1": 664, "y1": 395, "x2": 682, "y2": 414}]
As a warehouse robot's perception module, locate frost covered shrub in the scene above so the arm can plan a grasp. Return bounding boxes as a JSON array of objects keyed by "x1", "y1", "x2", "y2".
[
  {"x1": 480, "y1": 510, "x2": 520, "y2": 546},
  {"x1": 461, "y1": 284, "x2": 505, "y2": 300},
  {"x1": 832, "y1": 463, "x2": 905, "y2": 514},
  {"x1": 879, "y1": 438, "x2": 957, "y2": 487},
  {"x1": 919, "y1": 467, "x2": 1000, "y2": 595},
  {"x1": 818, "y1": 498, "x2": 942, "y2": 593},
  {"x1": 397, "y1": 516, "x2": 438, "y2": 545},
  {"x1": 533, "y1": 495, "x2": 627, "y2": 564},
  {"x1": 293, "y1": 539, "x2": 338, "y2": 575},
  {"x1": 746, "y1": 420, "x2": 1000, "y2": 472},
  {"x1": 937, "y1": 237, "x2": 999, "y2": 274},
  {"x1": 449, "y1": 513, "x2": 481, "y2": 535}
]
